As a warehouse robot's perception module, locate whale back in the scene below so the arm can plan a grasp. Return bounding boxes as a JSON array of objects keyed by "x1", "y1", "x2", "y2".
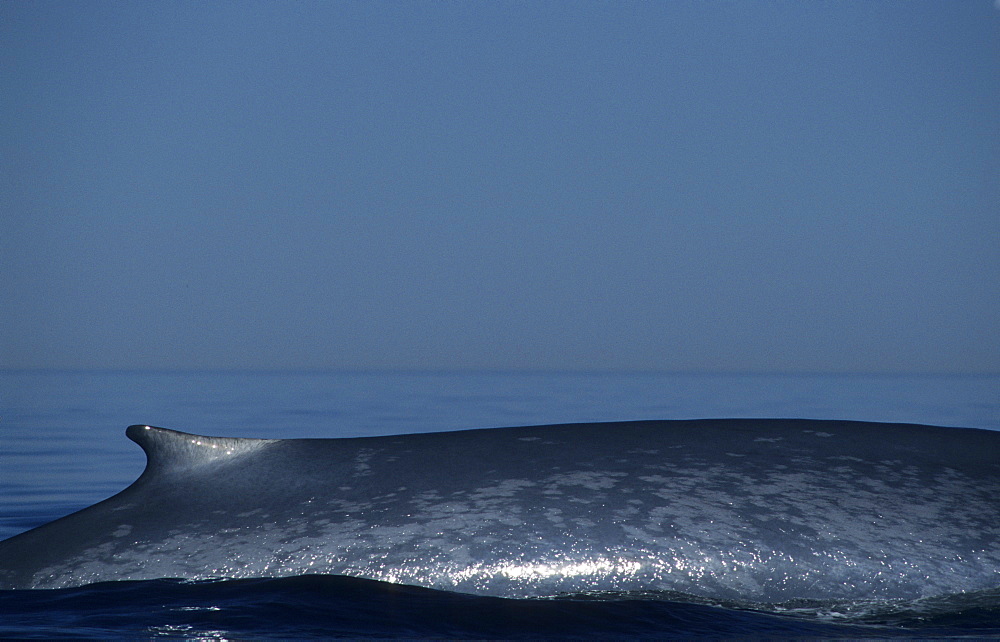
[{"x1": 1, "y1": 419, "x2": 998, "y2": 601}]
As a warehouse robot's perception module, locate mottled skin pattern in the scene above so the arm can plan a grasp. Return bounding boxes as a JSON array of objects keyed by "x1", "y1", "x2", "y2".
[{"x1": 1, "y1": 419, "x2": 998, "y2": 602}]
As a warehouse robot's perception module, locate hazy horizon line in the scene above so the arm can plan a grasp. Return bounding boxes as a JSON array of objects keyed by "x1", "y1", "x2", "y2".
[{"x1": 2, "y1": 367, "x2": 997, "y2": 377}]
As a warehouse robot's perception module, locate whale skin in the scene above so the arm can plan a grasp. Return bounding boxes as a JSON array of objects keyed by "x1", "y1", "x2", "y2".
[{"x1": 0, "y1": 419, "x2": 998, "y2": 601}]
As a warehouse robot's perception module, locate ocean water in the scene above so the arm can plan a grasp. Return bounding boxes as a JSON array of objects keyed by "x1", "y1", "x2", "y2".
[{"x1": 1, "y1": 370, "x2": 998, "y2": 638}]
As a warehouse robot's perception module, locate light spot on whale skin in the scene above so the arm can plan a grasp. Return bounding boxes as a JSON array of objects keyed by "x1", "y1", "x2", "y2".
[
  {"x1": 544, "y1": 471, "x2": 626, "y2": 491},
  {"x1": 353, "y1": 449, "x2": 377, "y2": 476},
  {"x1": 468, "y1": 479, "x2": 536, "y2": 500}
]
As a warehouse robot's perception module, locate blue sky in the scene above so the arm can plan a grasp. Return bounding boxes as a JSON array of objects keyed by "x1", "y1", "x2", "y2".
[{"x1": 2, "y1": 1, "x2": 998, "y2": 373}]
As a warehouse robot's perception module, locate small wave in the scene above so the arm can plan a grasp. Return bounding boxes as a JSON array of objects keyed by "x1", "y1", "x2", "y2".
[
  {"x1": 2, "y1": 574, "x2": 997, "y2": 639},
  {"x1": 769, "y1": 588, "x2": 1000, "y2": 630}
]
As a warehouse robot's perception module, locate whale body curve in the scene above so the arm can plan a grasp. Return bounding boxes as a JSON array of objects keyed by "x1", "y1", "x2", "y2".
[{"x1": 0, "y1": 419, "x2": 998, "y2": 601}]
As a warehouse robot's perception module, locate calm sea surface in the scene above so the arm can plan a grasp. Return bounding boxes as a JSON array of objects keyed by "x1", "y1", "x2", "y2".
[{"x1": 1, "y1": 370, "x2": 998, "y2": 638}]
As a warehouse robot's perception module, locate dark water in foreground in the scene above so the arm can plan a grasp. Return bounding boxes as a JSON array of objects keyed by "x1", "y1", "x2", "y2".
[
  {"x1": 1, "y1": 371, "x2": 998, "y2": 638},
  {"x1": 3, "y1": 575, "x2": 999, "y2": 639}
]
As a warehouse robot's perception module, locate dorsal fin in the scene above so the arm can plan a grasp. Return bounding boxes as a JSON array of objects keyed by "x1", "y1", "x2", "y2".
[{"x1": 126, "y1": 424, "x2": 276, "y2": 476}]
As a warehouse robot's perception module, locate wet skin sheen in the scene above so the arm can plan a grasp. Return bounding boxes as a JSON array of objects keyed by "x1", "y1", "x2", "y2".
[{"x1": 0, "y1": 419, "x2": 998, "y2": 601}]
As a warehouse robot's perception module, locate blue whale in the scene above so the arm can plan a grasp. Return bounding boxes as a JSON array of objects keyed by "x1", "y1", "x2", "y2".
[{"x1": 0, "y1": 419, "x2": 998, "y2": 601}]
